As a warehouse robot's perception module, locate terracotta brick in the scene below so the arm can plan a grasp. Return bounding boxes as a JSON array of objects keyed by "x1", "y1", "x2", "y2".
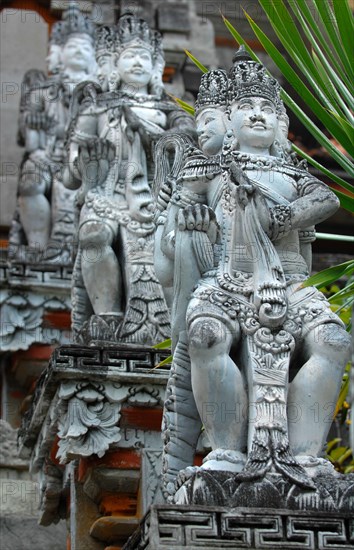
[{"x1": 120, "y1": 407, "x2": 162, "y2": 431}]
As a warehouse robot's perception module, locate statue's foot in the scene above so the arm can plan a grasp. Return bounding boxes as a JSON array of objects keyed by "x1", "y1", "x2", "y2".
[
  {"x1": 201, "y1": 449, "x2": 246, "y2": 473},
  {"x1": 295, "y1": 455, "x2": 336, "y2": 476}
]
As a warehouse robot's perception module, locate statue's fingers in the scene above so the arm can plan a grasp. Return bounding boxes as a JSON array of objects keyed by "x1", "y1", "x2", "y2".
[
  {"x1": 239, "y1": 186, "x2": 249, "y2": 206},
  {"x1": 186, "y1": 207, "x2": 196, "y2": 230},
  {"x1": 194, "y1": 205, "x2": 203, "y2": 230},
  {"x1": 201, "y1": 206, "x2": 210, "y2": 232},
  {"x1": 207, "y1": 220, "x2": 217, "y2": 244},
  {"x1": 177, "y1": 208, "x2": 186, "y2": 230}
]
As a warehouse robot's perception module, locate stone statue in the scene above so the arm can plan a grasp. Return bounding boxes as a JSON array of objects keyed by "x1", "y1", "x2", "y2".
[
  {"x1": 155, "y1": 48, "x2": 351, "y2": 504},
  {"x1": 9, "y1": 2, "x2": 97, "y2": 257},
  {"x1": 64, "y1": 15, "x2": 194, "y2": 344}
]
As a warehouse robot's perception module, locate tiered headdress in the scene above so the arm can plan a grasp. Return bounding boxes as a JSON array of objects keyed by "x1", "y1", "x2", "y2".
[
  {"x1": 229, "y1": 46, "x2": 284, "y2": 113},
  {"x1": 95, "y1": 15, "x2": 163, "y2": 61},
  {"x1": 52, "y1": 1, "x2": 95, "y2": 45},
  {"x1": 195, "y1": 69, "x2": 229, "y2": 115},
  {"x1": 95, "y1": 25, "x2": 117, "y2": 57}
]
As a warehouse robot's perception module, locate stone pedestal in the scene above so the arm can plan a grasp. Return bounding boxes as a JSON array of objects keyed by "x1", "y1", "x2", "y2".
[
  {"x1": 123, "y1": 505, "x2": 354, "y2": 550},
  {"x1": 18, "y1": 344, "x2": 172, "y2": 549}
]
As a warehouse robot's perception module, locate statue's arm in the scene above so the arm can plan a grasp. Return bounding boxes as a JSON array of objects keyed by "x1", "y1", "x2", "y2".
[
  {"x1": 291, "y1": 178, "x2": 339, "y2": 229},
  {"x1": 269, "y1": 177, "x2": 339, "y2": 242},
  {"x1": 63, "y1": 109, "x2": 98, "y2": 190}
]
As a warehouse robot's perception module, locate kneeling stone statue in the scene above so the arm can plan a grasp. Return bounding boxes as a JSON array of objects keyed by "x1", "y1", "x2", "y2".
[{"x1": 154, "y1": 47, "x2": 351, "y2": 506}]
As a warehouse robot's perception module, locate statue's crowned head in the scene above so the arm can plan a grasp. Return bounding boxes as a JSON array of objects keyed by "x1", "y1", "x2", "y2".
[
  {"x1": 229, "y1": 46, "x2": 283, "y2": 112},
  {"x1": 51, "y1": 2, "x2": 96, "y2": 76},
  {"x1": 228, "y1": 46, "x2": 289, "y2": 154},
  {"x1": 195, "y1": 70, "x2": 229, "y2": 156},
  {"x1": 96, "y1": 15, "x2": 164, "y2": 95}
]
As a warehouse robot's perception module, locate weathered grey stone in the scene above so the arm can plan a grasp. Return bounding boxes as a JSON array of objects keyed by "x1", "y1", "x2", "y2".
[
  {"x1": 0, "y1": 288, "x2": 71, "y2": 351},
  {"x1": 123, "y1": 505, "x2": 354, "y2": 550},
  {"x1": 9, "y1": 3, "x2": 97, "y2": 255},
  {"x1": 18, "y1": 343, "x2": 170, "y2": 525},
  {"x1": 157, "y1": 4, "x2": 190, "y2": 33},
  {"x1": 154, "y1": 48, "x2": 351, "y2": 503},
  {"x1": 64, "y1": 14, "x2": 194, "y2": 346}
]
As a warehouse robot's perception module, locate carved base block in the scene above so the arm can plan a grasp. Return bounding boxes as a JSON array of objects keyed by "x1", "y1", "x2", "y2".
[
  {"x1": 123, "y1": 505, "x2": 354, "y2": 550},
  {"x1": 18, "y1": 344, "x2": 171, "y2": 529},
  {"x1": 173, "y1": 468, "x2": 354, "y2": 512}
]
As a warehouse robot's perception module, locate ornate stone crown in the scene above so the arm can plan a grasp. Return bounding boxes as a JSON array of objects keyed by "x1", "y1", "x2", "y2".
[
  {"x1": 49, "y1": 21, "x2": 64, "y2": 46},
  {"x1": 229, "y1": 46, "x2": 283, "y2": 112},
  {"x1": 60, "y1": 1, "x2": 96, "y2": 44},
  {"x1": 115, "y1": 14, "x2": 163, "y2": 60},
  {"x1": 95, "y1": 25, "x2": 117, "y2": 57},
  {"x1": 95, "y1": 16, "x2": 163, "y2": 61},
  {"x1": 195, "y1": 69, "x2": 229, "y2": 115}
]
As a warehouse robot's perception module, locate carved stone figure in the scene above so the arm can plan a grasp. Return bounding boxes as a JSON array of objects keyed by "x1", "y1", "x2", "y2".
[
  {"x1": 9, "y1": 2, "x2": 97, "y2": 256},
  {"x1": 155, "y1": 48, "x2": 351, "y2": 503},
  {"x1": 64, "y1": 15, "x2": 194, "y2": 344}
]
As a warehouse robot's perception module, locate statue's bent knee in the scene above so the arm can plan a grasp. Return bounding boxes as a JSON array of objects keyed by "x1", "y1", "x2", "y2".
[
  {"x1": 189, "y1": 317, "x2": 228, "y2": 351},
  {"x1": 310, "y1": 322, "x2": 351, "y2": 365},
  {"x1": 79, "y1": 221, "x2": 113, "y2": 248}
]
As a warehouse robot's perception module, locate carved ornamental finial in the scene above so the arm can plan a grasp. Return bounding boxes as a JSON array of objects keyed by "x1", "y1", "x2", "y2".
[{"x1": 195, "y1": 69, "x2": 230, "y2": 114}]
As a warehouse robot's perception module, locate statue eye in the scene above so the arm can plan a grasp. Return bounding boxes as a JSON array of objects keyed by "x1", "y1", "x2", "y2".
[{"x1": 262, "y1": 104, "x2": 275, "y2": 113}]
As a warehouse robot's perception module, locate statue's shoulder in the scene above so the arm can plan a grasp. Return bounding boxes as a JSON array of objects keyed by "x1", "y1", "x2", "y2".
[
  {"x1": 71, "y1": 81, "x2": 105, "y2": 116},
  {"x1": 180, "y1": 147, "x2": 222, "y2": 181}
]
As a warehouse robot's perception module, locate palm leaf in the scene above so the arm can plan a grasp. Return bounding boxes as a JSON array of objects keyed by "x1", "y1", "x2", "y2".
[
  {"x1": 301, "y1": 260, "x2": 354, "y2": 288},
  {"x1": 168, "y1": 94, "x2": 195, "y2": 116},
  {"x1": 184, "y1": 50, "x2": 208, "y2": 73},
  {"x1": 242, "y1": 11, "x2": 354, "y2": 156}
]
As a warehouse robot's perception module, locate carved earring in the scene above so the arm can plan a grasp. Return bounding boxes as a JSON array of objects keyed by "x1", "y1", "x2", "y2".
[
  {"x1": 223, "y1": 129, "x2": 239, "y2": 151},
  {"x1": 108, "y1": 71, "x2": 119, "y2": 92}
]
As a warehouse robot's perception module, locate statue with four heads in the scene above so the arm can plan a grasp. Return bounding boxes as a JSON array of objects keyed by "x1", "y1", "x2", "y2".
[{"x1": 155, "y1": 47, "x2": 351, "y2": 502}]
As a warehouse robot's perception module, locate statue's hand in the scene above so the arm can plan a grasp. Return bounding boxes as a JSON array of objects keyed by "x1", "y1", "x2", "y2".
[
  {"x1": 122, "y1": 105, "x2": 141, "y2": 132},
  {"x1": 77, "y1": 138, "x2": 115, "y2": 188},
  {"x1": 177, "y1": 204, "x2": 219, "y2": 244},
  {"x1": 230, "y1": 161, "x2": 271, "y2": 235},
  {"x1": 229, "y1": 161, "x2": 255, "y2": 207},
  {"x1": 26, "y1": 112, "x2": 54, "y2": 131}
]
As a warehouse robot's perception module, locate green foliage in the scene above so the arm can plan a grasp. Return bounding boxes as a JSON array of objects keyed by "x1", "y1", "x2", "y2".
[
  {"x1": 152, "y1": 339, "x2": 172, "y2": 369},
  {"x1": 221, "y1": 0, "x2": 354, "y2": 201}
]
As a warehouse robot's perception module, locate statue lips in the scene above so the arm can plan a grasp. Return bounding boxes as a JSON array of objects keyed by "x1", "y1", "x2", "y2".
[{"x1": 251, "y1": 122, "x2": 267, "y2": 130}]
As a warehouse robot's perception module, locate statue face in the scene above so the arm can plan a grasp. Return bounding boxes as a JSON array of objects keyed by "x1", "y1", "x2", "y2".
[
  {"x1": 230, "y1": 97, "x2": 278, "y2": 151},
  {"x1": 96, "y1": 54, "x2": 116, "y2": 91},
  {"x1": 116, "y1": 46, "x2": 153, "y2": 89},
  {"x1": 61, "y1": 35, "x2": 95, "y2": 72},
  {"x1": 196, "y1": 108, "x2": 226, "y2": 156},
  {"x1": 46, "y1": 44, "x2": 61, "y2": 74}
]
